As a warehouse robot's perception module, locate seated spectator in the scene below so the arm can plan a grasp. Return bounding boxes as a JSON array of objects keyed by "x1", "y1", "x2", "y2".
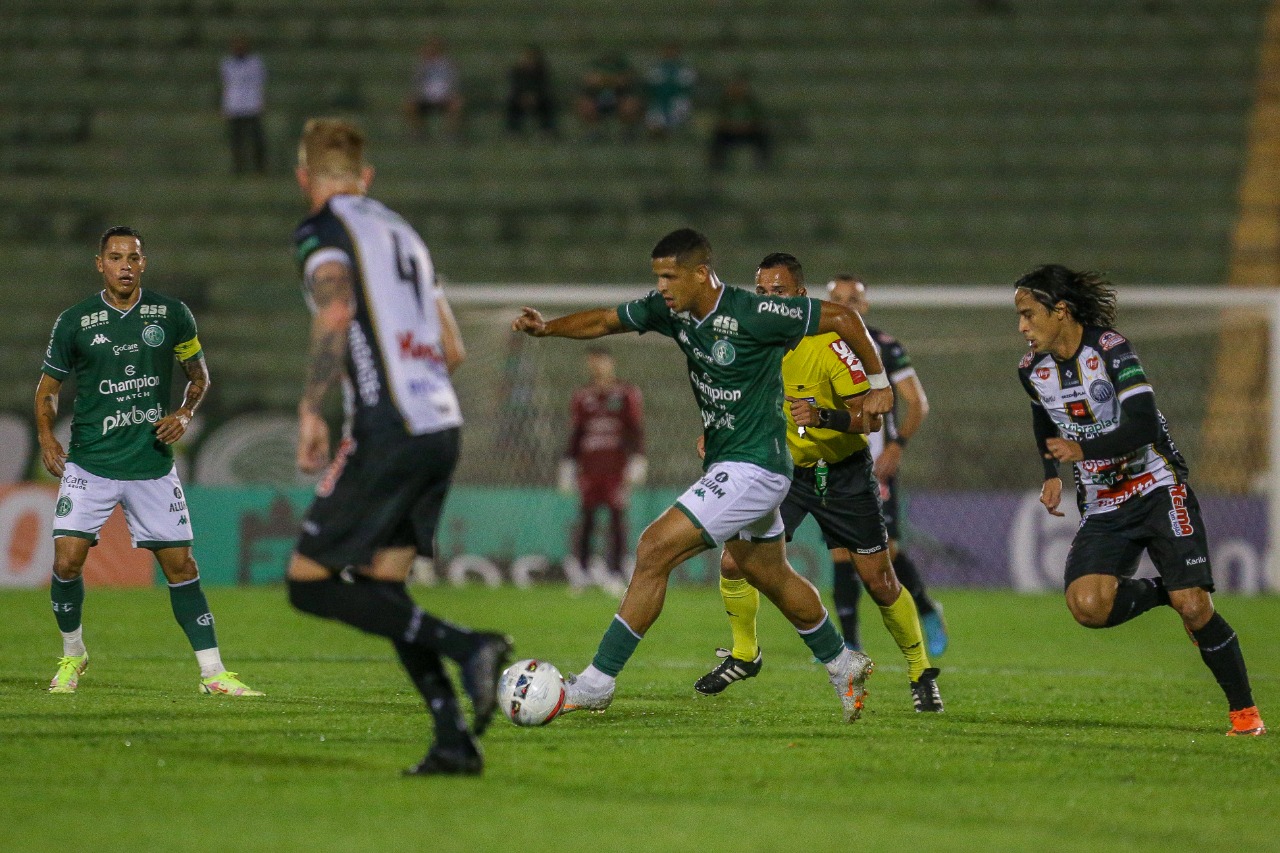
[
  {"x1": 403, "y1": 36, "x2": 464, "y2": 139},
  {"x1": 506, "y1": 45, "x2": 557, "y2": 137},
  {"x1": 645, "y1": 42, "x2": 696, "y2": 138},
  {"x1": 575, "y1": 54, "x2": 643, "y2": 140},
  {"x1": 708, "y1": 74, "x2": 771, "y2": 171}
]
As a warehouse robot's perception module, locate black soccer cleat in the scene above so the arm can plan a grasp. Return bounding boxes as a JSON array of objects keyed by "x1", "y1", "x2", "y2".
[
  {"x1": 460, "y1": 632, "x2": 513, "y2": 736},
  {"x1": 910, "y1": 667, "x2": 944, "y2": 713},
  {"x1": 694, "y1": 648, "x2": 763, "y2": 696},
  {"x1": 403, "y1": 741, "x2": 483, "y2": 777}
]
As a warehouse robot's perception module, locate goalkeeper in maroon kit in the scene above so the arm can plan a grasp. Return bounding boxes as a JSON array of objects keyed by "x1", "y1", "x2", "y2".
[{"x1": 561, "y1": 347, "x2": 647, "y2": 588}]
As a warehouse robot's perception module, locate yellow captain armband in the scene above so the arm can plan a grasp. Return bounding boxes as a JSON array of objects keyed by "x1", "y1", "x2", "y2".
[{"x1": 174, "y1": 336, "x2": 203, "y2": 361}]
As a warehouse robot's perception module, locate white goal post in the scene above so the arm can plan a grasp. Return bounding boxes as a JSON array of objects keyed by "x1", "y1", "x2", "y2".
[{"x1": 448, "y1": 283, "x2": 1280, "y2": 593}]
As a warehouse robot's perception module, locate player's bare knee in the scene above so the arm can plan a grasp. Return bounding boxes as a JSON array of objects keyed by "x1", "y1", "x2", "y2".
[
  {"x1": 1169, "y1": 588, "x2": 1214, "y2": 630},
  {"x1": 160, "y1": 554, "x2": 199, "y2": 584},
  {"x1": 51, "y1": 557, "x2": 84, "y2": 581},
  {"x1": 719, "y1": 549, "x2": 744, "y2": 581},
  {"x1": 1065, "y1": 590, "x2": 1110, "y2": 628}
]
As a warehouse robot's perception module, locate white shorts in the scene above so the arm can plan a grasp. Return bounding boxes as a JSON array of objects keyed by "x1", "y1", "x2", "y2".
[
  {"x1": 674, "y1": 461, "x2": 789, "y2": 547},
  {"x1": 53, "y1": 462, "x2": 194, "y2": 549}
]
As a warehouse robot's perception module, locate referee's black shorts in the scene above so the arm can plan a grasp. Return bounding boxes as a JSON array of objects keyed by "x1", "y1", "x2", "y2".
[
  {"x1": 782, "y1": 448, "x2": 888, "y2": 556},
  {"x1": 1064, "y1": 481, "x2": 1215, "y2": 593},
  {"x1": 297, "y1": 425, "x2": 460, "y2": 571}
]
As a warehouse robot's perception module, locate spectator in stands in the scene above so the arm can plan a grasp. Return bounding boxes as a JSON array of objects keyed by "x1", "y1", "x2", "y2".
[
  {"x1": 575, "y1": 54, "x2": 643, "y2": 140},
  {"x1": 218, "y1": 34, "x2": 267, "y2": 175},
  {"x1": 404, "y1": 36, "x2": 465, "y2": 139},
  {"x1": 506, "y1": 45, "x2": 557, "y2": 137},
  {"x1": 644, "y1": 42, "x2": 697, "y2": 138},
  {"x1": 708, "y1": 73, "x2": 771, "y2": 171}
]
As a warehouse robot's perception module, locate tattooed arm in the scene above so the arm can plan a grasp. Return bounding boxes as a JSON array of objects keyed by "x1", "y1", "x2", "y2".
[
  {"x1": 155, "y1": 355, "x2": 210, "y2": 445},
  {"x1": 298, "y1": 259, "x2": 355, "y2": 474},
  {"x1": 35, "y1": 374, "x2": 66, "y2": 476}
]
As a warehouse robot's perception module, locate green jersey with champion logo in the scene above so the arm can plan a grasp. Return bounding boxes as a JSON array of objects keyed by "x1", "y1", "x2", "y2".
[
  {"x1": 618, "y1": 286, "x2": 821, "y2": 476},
  {"x1": 42, "y1": 289, "x2": 202, "y2": 480}
]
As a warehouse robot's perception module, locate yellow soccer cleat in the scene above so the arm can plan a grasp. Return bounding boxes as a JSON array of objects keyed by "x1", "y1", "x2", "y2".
[
  {"x1": 49, "y1": 653, "x2": 89, "y2": 694},
  {"x1": 199, "y1": 671, "x2": 264, "y2": 697}
]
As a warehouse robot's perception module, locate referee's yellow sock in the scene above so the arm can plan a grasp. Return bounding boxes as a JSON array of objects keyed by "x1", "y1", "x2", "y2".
[
  {"x1": 720, "y1": 575, "x2": 760, "y2": 661},
  {"x1": 879, "y1": 587, "x2": 930, "y2": 681}
]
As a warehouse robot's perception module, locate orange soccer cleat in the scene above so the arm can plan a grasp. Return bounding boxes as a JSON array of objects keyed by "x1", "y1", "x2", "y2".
[{"x1": 1227, "y1": 706, "x2": 1267, "y2": 737}]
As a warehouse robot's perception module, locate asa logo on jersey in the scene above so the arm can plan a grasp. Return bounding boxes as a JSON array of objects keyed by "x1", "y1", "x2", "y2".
[
  {"x1": 141, "y1": 325, "x2": 165, "y2": 347},
  {"x1": 828, "y1": 340, "x2": 867, "y2": 384},
  {"x1": 757, "y1": 300, "x2": 804, "y2": 320},
  {"x1": 1168, "y1": 484, "x2": 1194, "y2": 537},
  {"x1": 397, "y1": 331, "x2": 444, "y2": 365},
  {"x1": 101, "y1": 404, "x2": 163, "y2": 435},
  {"x1": 711, "y1": 316, "x2": 739, "y2": 335},
  {"x1": 140, "y1": 304, "x2": 168, "y2": 319},
  {"x1": 81, "y1": 310, "x2": 108, "y2": 329}
]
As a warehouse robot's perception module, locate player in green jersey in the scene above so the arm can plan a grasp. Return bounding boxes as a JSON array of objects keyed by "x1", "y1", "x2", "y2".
[
  {"x1": 513, "y1": 228, "x2": 893, "y2": 722},
  {"x1": 35, "y1": 226, "x2": 261, "y2": 697}
]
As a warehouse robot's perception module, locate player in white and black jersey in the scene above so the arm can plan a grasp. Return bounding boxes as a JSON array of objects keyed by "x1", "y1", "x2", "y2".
[
  {"x1": 1016, "y1": 264, "x2": 1264, "y2": 736},
  {"x1": 285, "y1": 118, "x2": 512, "y2": 775}
]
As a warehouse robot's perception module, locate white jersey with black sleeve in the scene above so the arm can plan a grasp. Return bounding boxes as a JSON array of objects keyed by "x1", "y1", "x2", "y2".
[
  {"x1": 293, "y1": 194, "x2": 462, "y2": 438},
  {"x1": 1018, "y1": 326, "x2": 1188, "y2": 518}
]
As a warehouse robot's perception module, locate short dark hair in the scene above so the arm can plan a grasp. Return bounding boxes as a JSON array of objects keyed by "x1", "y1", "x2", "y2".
[
  {"x1": 651, "y1": 228, "x2": 711, "y2": 268},
  {"x1": 99, "y1": 225, "x2": 144, "y2": 255},
  {"x1": 758, "y1": 252, "x2": 803, "y2": 285},
  {"x1": 1015, "y1": 264, "x2": 1117, "y2": 328}
]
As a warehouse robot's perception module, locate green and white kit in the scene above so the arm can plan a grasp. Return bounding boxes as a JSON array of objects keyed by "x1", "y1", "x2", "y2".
[
  {"x1": 43, "y1": 289, "x2": 202, "y2": 546},
  {"x1": 617, "y1": 285, "x2": 821, "y2": 544}
]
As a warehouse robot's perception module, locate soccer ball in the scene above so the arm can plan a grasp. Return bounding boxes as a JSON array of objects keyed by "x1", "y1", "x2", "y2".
[{"x1": 498, "y1": 659, "x2": 565, "y2": 727}]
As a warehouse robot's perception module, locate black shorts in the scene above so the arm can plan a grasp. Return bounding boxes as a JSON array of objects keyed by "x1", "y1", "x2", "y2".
[
  {"x1": 296, "y1": 426, "x2": 460, "y2": 571},
  {"x1": 781, "y1": 449, "x2": 888, "y2": 555},
  {"x1": 1064, "y1": 482, "x2": 1214, "y2": 592},
  {"x1": 879, "y1": 475, "x2": 901, "y2": 540}
]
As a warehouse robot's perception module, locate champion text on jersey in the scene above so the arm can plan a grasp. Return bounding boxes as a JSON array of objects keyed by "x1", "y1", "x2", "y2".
[{"x1": 690, "y1": 370, "x2": 743, "y2": 404}]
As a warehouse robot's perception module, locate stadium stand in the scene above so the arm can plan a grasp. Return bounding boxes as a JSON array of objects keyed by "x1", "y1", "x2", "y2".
[{"x1": 0, "y1": 0, "x2": 1271, "y2": 427}]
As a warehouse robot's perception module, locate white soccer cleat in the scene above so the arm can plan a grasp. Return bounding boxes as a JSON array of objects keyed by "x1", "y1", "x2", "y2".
[
  {"x1": 560, "y1": 671, "x2": 614, "y2": 713},
  {"x1": 826, "y1": 647, "x2": 874, "y2": 723}
]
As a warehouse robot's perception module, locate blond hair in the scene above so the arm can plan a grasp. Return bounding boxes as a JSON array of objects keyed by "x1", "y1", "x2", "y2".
[{"x1": 298, "y1": 118, "x2": 367, "y2": 179}]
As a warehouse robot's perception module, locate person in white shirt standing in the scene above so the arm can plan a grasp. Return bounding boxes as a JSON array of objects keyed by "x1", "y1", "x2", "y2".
[{"x1": 219, "y1": 35, "x2": 267, "y2": 175}]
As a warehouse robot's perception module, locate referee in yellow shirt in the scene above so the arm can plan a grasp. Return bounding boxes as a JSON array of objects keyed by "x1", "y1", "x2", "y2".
[{"x1": 695, "y1": 253, "x2": 942, "y2": 713}]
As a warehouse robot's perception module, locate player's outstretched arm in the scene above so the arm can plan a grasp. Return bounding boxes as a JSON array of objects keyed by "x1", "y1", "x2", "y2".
[
  {"x1": 814, "y1": 301, "x2": 893, "y2": 415},
  {"x1": 512, "y1": 306, "x2": 626, "y2": 339},
  {"x1": 34, "y1": 373, "x2": 66, "y2": 477}
]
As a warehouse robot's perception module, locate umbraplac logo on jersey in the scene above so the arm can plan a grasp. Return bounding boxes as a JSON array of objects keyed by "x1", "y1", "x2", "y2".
[{"x1": 142, "y1": 324, "x2": 165, "y2": 347}]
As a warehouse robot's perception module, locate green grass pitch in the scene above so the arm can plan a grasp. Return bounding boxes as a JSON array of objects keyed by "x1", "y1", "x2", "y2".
[{"x1": 1, "y1": 585, "x2": 1276, "y2": 852}]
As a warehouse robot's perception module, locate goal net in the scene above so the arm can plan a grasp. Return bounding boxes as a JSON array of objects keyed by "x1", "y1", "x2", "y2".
[{"x1": 442, "y1": 284, "x2": 1280, "y2": 594}]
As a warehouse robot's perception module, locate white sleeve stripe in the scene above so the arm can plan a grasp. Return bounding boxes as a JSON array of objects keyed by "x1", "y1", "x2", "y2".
[
  {"x1": 303, "y1": 247, "x2": 352, "y2": 280},
  {"x1": 1117, "y1": 384, "x2": 1154, "y2": 403},
  {"x1": 43, "y1": 361, "x2": 69, "y2": 374},
  {"x1": 888, "y1": 366, "x2": 916, "y2": 384},
  {"x1": 621, "y1": 303, "x2": 635, "y2": 326}
]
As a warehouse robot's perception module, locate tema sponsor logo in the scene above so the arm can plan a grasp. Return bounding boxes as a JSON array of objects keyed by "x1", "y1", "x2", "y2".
[{"x1": 1168, "y1": 484, "x2": 1194, "y2": 537}]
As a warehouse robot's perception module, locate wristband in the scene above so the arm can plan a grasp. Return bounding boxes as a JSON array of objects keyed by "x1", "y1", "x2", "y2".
[
  {"x1": 816, "y1": 408, "x2": 853, "y2": 432},
  {"x1": 867, "y1": 372, "x2": 890, "y2": 390}
]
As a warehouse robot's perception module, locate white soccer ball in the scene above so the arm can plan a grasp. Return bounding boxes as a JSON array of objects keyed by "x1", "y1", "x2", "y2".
[{"x1": 498, "y1": 658, "x2": 565, "y2": 727}]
